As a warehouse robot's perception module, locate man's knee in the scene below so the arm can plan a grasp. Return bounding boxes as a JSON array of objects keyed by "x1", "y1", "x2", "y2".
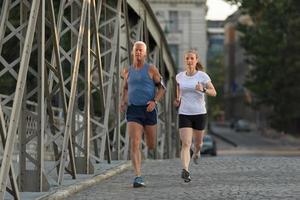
[
  {"x1": 144, "y1": 128, "x2": 156, "y2": 150},
  {"x1": 130, "y1": 138, "x2": 141, "y2": 151},
  {"x1": 181, "y1": 141, "x2": 192, "y2": 149},
  {"x1": 147, "y1": 142, "x2": 156, "y2": 150}
]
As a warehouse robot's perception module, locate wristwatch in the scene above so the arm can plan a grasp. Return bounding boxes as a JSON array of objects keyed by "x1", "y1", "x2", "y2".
[{"x1": 154, "y1": 99, "x2": 158, "y2": 105}]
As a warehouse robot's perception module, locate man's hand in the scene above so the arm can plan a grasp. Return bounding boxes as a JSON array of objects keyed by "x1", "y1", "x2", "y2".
[
  {"x1": 120, "y1": 101, "x2": 127, "y2": 113},
  {"x1": 146, "y1": 101, "x2": 156, "y2": 112},
  {"x1": 173, "y1": 98, "x2": 181, "y2": 107}
]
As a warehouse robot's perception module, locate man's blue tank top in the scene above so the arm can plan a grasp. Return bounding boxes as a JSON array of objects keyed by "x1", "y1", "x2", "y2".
[{"x1": 128, "y1": 63, "x2": 155, "y2": 105}]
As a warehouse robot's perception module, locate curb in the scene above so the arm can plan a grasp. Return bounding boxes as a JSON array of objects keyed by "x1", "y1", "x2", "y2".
[
  {"x1": 209, "y1": 125, "x2": 238, "y2": 147},
  {"x1": 36, "y1": 161, "x2": 131, "y2": 200}
]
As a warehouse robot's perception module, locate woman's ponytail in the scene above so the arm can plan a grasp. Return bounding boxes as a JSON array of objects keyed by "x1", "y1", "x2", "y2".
[{"x1": 196, "y1": 62, "x2": 204, "y2": 71}]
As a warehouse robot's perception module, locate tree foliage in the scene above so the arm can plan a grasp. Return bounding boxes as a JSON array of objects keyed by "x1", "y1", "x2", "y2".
[{"x1": 226, "y1": 0, "x2": 300, "y2": 134}]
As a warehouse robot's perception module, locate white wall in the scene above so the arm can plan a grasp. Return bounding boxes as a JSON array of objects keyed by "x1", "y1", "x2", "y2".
[{"x1": 149, "y1": 1, "x2": 207, "y2": 72}]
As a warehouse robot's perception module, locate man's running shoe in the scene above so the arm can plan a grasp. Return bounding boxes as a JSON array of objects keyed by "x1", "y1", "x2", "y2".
[
  {"x1": 181, "y1": 169, "x2": 191, "y2": 182},
  {"x1": 133, "y1": 176, "x2": 145, "y2": 188},
  {"x1": 192, "y1": 152, "x2": 200, "y2": 165}
]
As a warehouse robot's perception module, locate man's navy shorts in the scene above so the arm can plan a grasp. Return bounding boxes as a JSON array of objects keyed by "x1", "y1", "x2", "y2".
[
  {"x1": 179, "y1": 114, "x2": 207, "y2": 131},
  {"x1": 126, "y1": 105, "x2": 157, "y2": 126}
]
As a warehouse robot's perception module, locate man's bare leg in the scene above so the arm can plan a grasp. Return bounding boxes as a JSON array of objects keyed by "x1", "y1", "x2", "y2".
[
  {"x1": 144, "y1": 125, "x2": 157, "y2": 158},
  {"x1": 128, "y1": 122, "x2": 143, "y2": 176},
  {"x1": 144, "y1": 125, "x2": 157, "y2": 150}
]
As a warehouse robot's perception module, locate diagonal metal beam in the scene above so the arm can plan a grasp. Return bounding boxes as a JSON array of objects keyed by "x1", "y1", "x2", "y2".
[
  {"x1": 0, "y1": 0, "x2": 41, "y2": 198},
  {"x1": 83, "y1": 0, "x2": 91, "y2": 174},
  {"x1": 47, "y1": 0, "x2": 68, "y2": 116},
  {"x1": 58, "y1": 0, "x2": 89, "y2": 185},
  {"x1": 91, "y1": 0, "x2": 105, "y2": 115},
  {"x1": 0, "y1": 103, "x2": 20, "y2": 200},
  {"x1": 0, "y1": 0, "x2": 12, "y2": 54},
  {"x1": 101, "y1": 0, "x2": 123, "y2": 164},
  {"x1": 36, "y1": 0, "x2": 45, "y2": 191},
  {"x1": 47, "y1": 0, "x2": 77, "y2": 178}
]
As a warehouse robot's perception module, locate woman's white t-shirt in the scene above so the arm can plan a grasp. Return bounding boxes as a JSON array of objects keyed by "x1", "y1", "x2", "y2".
[{"x1": 176, "y1": 71, "x2": 211, "y2": 115}]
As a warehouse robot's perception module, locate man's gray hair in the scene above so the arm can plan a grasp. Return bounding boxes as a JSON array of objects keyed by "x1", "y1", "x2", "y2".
[{"x1": 133, "y1": 41, "x2": 147, "y2": 51}]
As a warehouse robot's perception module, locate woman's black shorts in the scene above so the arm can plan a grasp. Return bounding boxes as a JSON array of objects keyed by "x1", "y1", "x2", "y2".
[{"x1": 179, "y1": 114, "x2": 207, "y2": 130}]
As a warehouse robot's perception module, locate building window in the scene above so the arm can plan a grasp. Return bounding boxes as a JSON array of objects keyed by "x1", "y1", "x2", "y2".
[
  {"x1": 208, "y1": 35, "x2": 224, "y2": 59},
  {"x1": 169, "y1": 11, "x2": 179, "y2": 32}
]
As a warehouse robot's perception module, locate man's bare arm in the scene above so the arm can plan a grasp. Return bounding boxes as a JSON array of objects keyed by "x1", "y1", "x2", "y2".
[
  {"x1": 120, "y1": 68, "x2": 128, "y2": 112},
  {"x1": 150, "y1": 65, "x2": 166, "y2": 103}
]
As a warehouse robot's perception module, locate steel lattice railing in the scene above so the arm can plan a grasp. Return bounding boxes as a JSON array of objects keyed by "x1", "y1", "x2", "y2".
[{"x1": 0, "y1": 0, "x2": 178, "y2": 198}]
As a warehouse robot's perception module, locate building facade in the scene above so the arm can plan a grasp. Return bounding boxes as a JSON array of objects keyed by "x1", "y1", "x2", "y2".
[
  {"x1": 148, "y1": 0, "x2": 207, "y2": 72},
  {"x1": 207, "y1": 20, "x2": 224, "y2": 60}
]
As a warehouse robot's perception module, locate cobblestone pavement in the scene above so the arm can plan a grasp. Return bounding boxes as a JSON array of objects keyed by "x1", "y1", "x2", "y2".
[{"x1": 66, "y1": 156, "x2": 300, "y2": 200}]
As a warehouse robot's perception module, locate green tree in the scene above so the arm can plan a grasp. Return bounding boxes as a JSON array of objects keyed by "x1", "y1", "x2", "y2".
[{"x1": 226, "y1": 0, "x2": 300, "y2": 134}]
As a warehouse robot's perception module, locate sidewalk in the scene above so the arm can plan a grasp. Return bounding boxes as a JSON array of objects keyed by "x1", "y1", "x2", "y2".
[
  {"x1": 209, "y1": 121, "x2": 300, "y2": 155},
  {"x1": 13, "y1": 161, "x2": 131, "y2": 200}
]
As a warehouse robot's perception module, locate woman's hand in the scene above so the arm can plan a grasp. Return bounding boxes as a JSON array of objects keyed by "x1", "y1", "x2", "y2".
[{"x1": 195, "y1": 82, "x2": 204, "y2": 92}]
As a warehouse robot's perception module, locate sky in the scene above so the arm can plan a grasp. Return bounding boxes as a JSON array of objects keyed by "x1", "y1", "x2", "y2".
[{"x1": 206, "y1": 0, "x2": 238, "y2": 20}]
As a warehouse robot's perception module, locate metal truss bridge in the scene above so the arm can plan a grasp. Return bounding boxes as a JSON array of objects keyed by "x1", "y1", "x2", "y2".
[{"x1": 0, "y1": 0, "x2": 178, "y2": 199}]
